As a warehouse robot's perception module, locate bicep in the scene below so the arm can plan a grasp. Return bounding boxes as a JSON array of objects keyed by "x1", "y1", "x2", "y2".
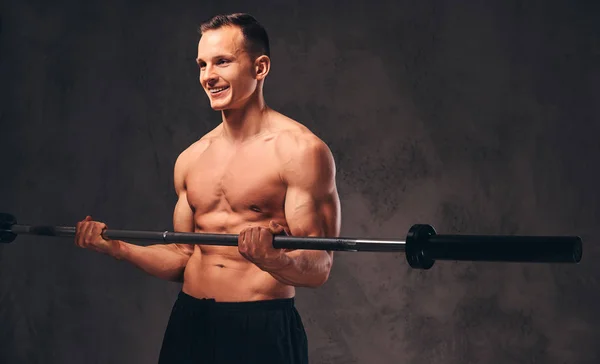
[
  {"x1": 284, "y1": 186, "x2": 340, "y2": 265},
  {"x1": 172, "y1": 153, "x2": 195, "y2": 255},
  {"x1": 173, "y1": 192, "x2": 194, "y2": 233},
  {"x1": 172, "y1": 195, "x2": 195, "y2": 257},
  {"x1": 284, "y1": 186, "x2": 340, "y2": 238},
  {"x1": 283, "y1": 137, "x2": 341, "y2": 239},
  {"x1": 172, "y1": 139, "x2": 210, "y2": 234}
]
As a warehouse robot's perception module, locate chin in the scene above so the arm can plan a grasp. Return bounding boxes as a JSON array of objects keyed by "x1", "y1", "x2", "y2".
[
  {"x1": 210, "y1": 103, "x2": 230, "y2": 111},
  {"x1": 208, "y1": 95, "x2": 234, "y2": 111}
]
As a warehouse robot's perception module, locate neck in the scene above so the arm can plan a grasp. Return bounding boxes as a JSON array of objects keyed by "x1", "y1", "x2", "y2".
[{"x1": 221, "y1": 89, "x2": 270, "y2": 143}]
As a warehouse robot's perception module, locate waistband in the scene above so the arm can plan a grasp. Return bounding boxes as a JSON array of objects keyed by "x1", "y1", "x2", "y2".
[{"x1": 176, "y1": 290, "x2": 296, "y2": 311}]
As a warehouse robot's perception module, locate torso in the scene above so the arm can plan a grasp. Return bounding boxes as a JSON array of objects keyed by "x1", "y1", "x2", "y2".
[{"x1": 180, "y1": 112, "x2": 308, "y2": 301}]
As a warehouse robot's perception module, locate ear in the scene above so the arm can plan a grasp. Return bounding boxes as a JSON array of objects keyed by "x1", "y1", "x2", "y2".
[{"x1": 254, "y1": 55, "x2": 270, "y2": 80}]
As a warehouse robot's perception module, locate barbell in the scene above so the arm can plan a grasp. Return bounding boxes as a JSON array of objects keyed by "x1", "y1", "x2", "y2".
[{"x1": 0, "y1": 212, "x2": 582, "y2": 269}]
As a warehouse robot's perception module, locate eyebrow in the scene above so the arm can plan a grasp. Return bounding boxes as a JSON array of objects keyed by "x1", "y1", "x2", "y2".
[{"x1": 196, "y1": 53, "x2": 237, "y2": 64}]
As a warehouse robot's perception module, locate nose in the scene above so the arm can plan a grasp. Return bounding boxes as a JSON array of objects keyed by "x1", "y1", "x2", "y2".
[{"x1": 200, "y1": 65, "x2": 218, "y2": 86}]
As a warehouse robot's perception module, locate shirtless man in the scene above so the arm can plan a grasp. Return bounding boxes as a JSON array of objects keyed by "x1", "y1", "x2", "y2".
[{"x1": 75, "y1": 13, "x2": 341, "y2": 364}]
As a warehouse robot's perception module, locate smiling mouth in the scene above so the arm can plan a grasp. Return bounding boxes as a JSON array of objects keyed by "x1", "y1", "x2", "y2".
[{"x1": 209, "y1": 86, "x2": 230, "y2": 95}]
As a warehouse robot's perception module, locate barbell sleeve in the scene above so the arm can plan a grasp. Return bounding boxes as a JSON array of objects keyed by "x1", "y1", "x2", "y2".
[{"x1": 404, "y1": 224, "x2": 582, "y2": 269}]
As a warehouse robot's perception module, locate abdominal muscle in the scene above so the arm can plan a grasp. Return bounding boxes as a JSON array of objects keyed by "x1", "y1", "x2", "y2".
[
  {"x1": 180, "y1": 223, "x2": 295, "y2": 302},
  {"x1": 181, "y1": 250, "x2": 294, "y2": 302}
]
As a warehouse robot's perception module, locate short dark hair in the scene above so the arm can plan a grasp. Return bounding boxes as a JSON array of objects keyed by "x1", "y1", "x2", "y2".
[{"x1": 199, "y1": 13, "x2": 270, "y2": 59}]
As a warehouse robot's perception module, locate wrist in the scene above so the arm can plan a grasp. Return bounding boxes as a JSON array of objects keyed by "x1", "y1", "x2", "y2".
[{"x1": 110, "y1": 240, "x2": 125, "y2": 260}]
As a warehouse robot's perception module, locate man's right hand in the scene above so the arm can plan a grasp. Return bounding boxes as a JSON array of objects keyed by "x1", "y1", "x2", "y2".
[{"x1": 75, "y1": 216, "x2": 121, "y2": 258}]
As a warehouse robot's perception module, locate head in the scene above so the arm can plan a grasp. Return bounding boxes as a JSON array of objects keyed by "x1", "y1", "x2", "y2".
[{"x1": 196, "y1": 13, "x2": 271, "y2": 111}]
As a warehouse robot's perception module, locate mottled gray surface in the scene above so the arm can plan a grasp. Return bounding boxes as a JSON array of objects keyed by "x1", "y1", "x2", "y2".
[{"x1": 1, "y1": 0, "x2": 599, "y2": 363}]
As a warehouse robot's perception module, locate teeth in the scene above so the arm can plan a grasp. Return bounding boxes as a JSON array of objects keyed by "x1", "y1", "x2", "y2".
[{"x1": 210, "y1": 86, "x2": 228, "y2": 93}]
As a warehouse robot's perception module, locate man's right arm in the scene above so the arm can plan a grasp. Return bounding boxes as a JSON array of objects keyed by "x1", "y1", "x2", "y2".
[
  {"x1": 112, "y1": 151, "x2": 195, "y2": 282},
  {"x1": 76, "y1": 151, "x2": 195, "y2": 282},
  {"x1": 112, "y1": 241, "x2": 193, "y2": 282}
]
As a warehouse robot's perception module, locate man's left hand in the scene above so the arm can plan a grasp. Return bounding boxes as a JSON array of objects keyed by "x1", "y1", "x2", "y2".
[{"x1": 238, "y1": 221, "x2": 292, "y2": 272}]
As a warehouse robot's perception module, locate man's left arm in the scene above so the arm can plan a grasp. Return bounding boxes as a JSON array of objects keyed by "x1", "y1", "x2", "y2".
[{"x1": 269, "y1": 136, "x2": 341, "y2": 287}]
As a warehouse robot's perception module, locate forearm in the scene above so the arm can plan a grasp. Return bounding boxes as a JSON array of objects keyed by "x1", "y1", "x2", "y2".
[
  {"x1": 113, "y1": 241, "x2": 192, "y2": 282},
  {"x1": 268, "y1": 250, "x2": 333, "y2": 288}
]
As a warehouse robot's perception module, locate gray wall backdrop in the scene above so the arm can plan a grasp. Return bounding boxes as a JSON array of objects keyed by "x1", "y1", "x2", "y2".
[{"x1": 1, "y1": 0, "x2": 599, "y2": 363}]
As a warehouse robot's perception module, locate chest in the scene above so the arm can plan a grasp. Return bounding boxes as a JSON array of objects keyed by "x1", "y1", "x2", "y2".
[{"x1": 185, "y1": 142, "x2": 286, "y2": 213}]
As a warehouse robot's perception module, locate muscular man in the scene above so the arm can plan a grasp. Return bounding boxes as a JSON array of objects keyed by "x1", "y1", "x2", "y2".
[{"x1": 75, "y1": 13, "x2": 341, "y2": 364}]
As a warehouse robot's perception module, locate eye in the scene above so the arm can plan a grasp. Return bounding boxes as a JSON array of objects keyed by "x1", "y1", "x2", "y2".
[
  {"x1": 198, "y1": 62, "x2": 206, "y2": 69},
  {"x1": 216, "y1": 58, "x2": 230, "y2": 65}
]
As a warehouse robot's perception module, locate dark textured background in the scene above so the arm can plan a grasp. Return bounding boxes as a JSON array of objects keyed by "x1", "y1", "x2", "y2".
[{"x1": 1, "y1": 0, "x2": 599, "y2": 363}]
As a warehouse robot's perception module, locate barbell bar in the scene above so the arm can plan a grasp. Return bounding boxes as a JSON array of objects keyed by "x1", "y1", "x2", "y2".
[{"x1": 0, "y1": 213, "x2": 582, "y2": 269}]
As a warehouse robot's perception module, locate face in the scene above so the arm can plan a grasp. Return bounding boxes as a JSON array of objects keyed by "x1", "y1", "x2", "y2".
[{"x1": 196, "y1": 26, "x2": 266, "y2": 111}]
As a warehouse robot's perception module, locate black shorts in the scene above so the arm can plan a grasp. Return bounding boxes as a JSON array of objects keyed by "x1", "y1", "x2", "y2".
[{"x1": 158, "y1": 291, "x2": 308, "y2": 364}]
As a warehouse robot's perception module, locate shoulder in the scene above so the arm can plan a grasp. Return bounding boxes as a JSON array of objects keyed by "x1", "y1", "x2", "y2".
[
  {"x1": 174, "y1": 124, "x2": 223, "y2": 191},
  {"x1": 269, "y1": 113, "x2": 336, "y2": 183},
  {"x1": 176, "y1": 124, "x2": 222, "y2": 166},
  {"x1": 268, "y1": 111, "x2": 332, "y2": 156},
  {"x1": 278, "y1": 131, "x2": 334, "y2": 166}
]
